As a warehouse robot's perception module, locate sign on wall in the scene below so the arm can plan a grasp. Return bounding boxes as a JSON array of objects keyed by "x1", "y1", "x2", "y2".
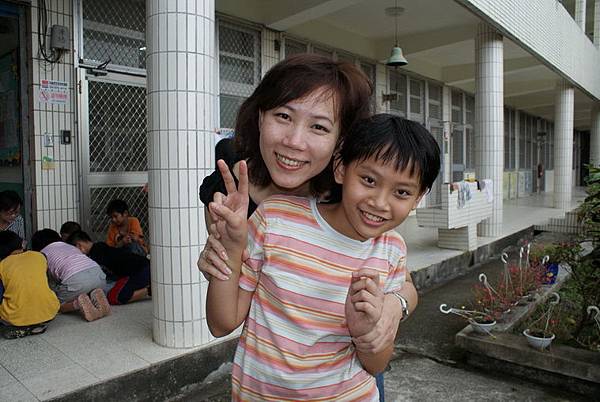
[{"x1": 39, "y1": 79, "x2": 68, "y2": 105}]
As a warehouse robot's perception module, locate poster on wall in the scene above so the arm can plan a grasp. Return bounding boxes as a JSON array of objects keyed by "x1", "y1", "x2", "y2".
[
  {"x1": 0, "y1": 50, "x2": 20, "y2": 167},
  {"x1": 39, "y1": 79, "x2": 69, "y2": 105}
]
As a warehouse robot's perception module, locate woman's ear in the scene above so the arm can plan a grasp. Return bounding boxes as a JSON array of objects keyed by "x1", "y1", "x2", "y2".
[
  {"x1": 258, "y1": 110, "x2": 264, "y2": 127},
  {"x1": 333, "y1": 155, "x2": 345, "y2": 185}
]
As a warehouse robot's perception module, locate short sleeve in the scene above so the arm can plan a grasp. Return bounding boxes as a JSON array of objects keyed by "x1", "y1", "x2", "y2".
[
  {"x1": 238, "y1": 205, "x2": 267, "y2": 292},
  {"x1": 383, "y1": 235, "x2": 408, "y2": 294},
  {"x1": 129, "y1": 217, "x2": 143, "y2": 237}
]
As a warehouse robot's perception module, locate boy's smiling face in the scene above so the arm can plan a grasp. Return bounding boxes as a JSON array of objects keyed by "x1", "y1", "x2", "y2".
[{"x1": 332, "y1": 155, "x2": 424, "y2": 241}]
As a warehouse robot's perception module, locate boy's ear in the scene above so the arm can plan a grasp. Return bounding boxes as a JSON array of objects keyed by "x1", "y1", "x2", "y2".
[{"x1": 333, "y1": 155, "x2": 345, "y2": 185}]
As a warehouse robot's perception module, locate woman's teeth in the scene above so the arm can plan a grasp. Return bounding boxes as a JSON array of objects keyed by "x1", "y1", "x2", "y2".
[{"x1": 276, "y1": 153, "x2": 304, "y2": 167}]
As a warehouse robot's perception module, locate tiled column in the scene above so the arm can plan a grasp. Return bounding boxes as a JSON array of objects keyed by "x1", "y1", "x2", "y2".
[
  {"x1": 595, "y1": 0, "x2": 600, "y2": 48},
  {"x1": 475, "y1": 23, "x2": 503, "y2": 237},
  {"x1": 575, "y1": 0, "x2": 587, "y2": 30},
  {"x1": 590, "y1": 103, "x2": 600, "y2": 167},
  {"x1": 147, "y1": 0, "x2": 217, "y2": 347},
  {"x1": 442, "y1": 86, "x2": 452, "y2": 183},
  {"x1": 553, "y1": 80, "x2": 574, "y2": 211}
]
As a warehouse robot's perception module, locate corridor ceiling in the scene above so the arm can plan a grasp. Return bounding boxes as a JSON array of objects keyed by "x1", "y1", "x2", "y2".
[{"x1": 217, "y1": 0, "x2": 595, "y2": 129}]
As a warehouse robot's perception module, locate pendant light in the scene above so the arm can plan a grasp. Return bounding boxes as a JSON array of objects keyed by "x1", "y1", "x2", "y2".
[{"x1": 386, "y1": 0, "x2": 407, "y2": 67}]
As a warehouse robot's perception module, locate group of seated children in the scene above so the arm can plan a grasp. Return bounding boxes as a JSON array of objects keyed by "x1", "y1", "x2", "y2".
[{"x1": 0, "y1": 199, "x2": 150, "y2": 339}]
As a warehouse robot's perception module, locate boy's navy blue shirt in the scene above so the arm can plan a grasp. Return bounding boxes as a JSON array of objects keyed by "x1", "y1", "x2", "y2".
[{"x1": 88, "y1": 242, "x2": 148, "y2": 277}]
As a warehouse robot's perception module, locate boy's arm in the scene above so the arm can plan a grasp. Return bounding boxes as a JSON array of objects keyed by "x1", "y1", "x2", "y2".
[{"x1": 345, "y1": 269, "x2": 391, "y2": 374}]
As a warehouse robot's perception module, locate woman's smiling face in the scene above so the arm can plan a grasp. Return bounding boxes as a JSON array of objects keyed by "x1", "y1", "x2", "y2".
[{"x1": 258, "y1": 87, "x2": 341, "y2": 195}]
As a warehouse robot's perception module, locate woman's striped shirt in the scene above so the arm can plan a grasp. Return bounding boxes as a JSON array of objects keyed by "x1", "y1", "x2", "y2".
[{"x1": 232, "y1": 195, "x2": 408, "y2": 401}]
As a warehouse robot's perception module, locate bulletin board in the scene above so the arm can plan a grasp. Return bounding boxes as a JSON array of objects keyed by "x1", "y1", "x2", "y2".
[{"x1": 0, "y1": 49, "x2": 20, "y2": 167}]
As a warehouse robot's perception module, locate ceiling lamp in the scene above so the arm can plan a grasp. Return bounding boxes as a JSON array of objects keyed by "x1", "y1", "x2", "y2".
[{"x1": 385, "y1": 1, "x2": 407, "y2": 67}]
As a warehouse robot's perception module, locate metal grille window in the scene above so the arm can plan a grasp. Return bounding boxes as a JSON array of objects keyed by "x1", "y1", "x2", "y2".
[
  {"x1": 313, "y1": 47, "x2": 333, "y2": 59},
  {"x1": 465, "y1": 127, "x2": 475, "y2": 169},
  {"x1": 82, "y1": 0, "x2": 146, "y2": 69},
  {"x1": 465, "y1": 96, "x2": 474, "y2": 126},
  {"x1": 451, "y1": 91, "x2": 463, "y2": 124},
  {"x1": 336, "y1": 52, "x2": 355, "y2": 64},
  {"x1": 428, "y1": 83, "x2": 442, "y2": 120},
  {"x1": 89, "y1": 81, "x2": 147, "y2": 172},
  {"x1": 548, "y1": 124, "x2": 554, "y2": 170},
  {"x1": 408, "y1": 79, "x2": 424, "y2": 123},
  {"x1": 452, "y1": 128, "x2": 464, "y2": 165},
  {"x1": 284, "y1": 38, "x2": 307, "y2": 58},
  {"x1": 360, "y1": 62, "x2": 376, "y2": 113},
  {"x1": 510, "y1": 110, "x2": 516, "y2": 170},
  {"x1": 219, "y1": 23, "x2": 261, "y2": 129},
  {"x1": 519, "y1": 114, "x2": 526, "y2": 169},
  {"x1": 389, "y1": 70, "x2": 406, "y2": 116},
  {"x1": 504, "y1": 108, "x2": 510, "y2": 169},
  {"x1": 525, "y1": 116, "x2": 533, "y2": 169},
  {"x1": 89, "y1": 186, "x2": 148, "y2": 241}
]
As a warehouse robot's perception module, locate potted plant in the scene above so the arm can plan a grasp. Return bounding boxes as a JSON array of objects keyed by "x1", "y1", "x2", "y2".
[
  {"x1": 523, "y1": 292, "x2": 560, "y2": 350},
  {"x1": 439, "y1": 304, "x2": 496, "y2": 337},
  {"x1": 529, "y1": 242, "x2": 581, "y2": 284}
]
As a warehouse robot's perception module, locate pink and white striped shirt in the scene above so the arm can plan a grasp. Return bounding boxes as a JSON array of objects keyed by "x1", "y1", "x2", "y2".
[
  {"x1": 41, "y1": 241, "x2": 100, "y2": 282},
  {"x1": 232, "y1": 195, "x2": 408, "y2": 401}
]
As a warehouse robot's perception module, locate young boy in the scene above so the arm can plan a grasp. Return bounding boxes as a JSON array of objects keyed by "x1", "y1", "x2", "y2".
[
  {"x1": 0, "y1": 231, "x2": 60, "y2": 339},
  {"x1": 105, "y1": 199, "x2": 148, "y2": 256},
  {"x1": 206, "y1": 114, "x2": 441, "y2": 400},
  {"x1": 60, "y1": 221, "x2": 81, "y2": 241},
  {"x1": 31, "y1": 229, "x2": 111, "y2": 321},
  {"x1": 0, "y1": 190, "x2": 25, "y2": 240},
  {"x1": 68, "y1": 231, "x2": 150, "y2": 305}
]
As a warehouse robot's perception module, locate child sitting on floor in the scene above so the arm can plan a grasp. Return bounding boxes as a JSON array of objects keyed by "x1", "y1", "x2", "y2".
[
  {"x1": 0, "y1": 190, "x2": 25, "y2": 242},
  {"x1": 68, "y1": 231, "x2": 151, "y2": 305},
  {"x1": 31, "y1": 229, "x2": 111, "y2": 322},
  {"x1": 60, "y1": 221, "x2": 81, "y2": 241},
  {"x1": 105, "y1": 199, "x2": 148, "y2": 257},
  {"x1": 0, "y1": 231, "x2": 60, "y2": 339}
]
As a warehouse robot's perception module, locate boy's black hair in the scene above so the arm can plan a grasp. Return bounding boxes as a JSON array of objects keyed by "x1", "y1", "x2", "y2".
[
  {"x1": 106, "y1": 199, "x2": 129, "y2": 215},
  {"x1": 66, "y1": 230, "x2": 92, "y2": 245},
  {"x1": 60, "y1": 221, "x2": 81, "y2": 237},
  {"x1": 337, "y1": 114, "x2": 441, "y2": 193},
  {"x1": 0, "y1": 190, "x2": 23, "y2": 212},
  {"x1": 31, "y1": 229, "x2": 61, "y2": 252},
  {"x1": 0, "y1": 231, "x2": 23, "y2": 260}
]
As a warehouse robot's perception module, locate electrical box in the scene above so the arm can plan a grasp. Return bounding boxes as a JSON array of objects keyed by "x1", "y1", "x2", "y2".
[
  {"x1": 50, "y1": 25, "x2": 70, "y2": 51},
  {"x1": 60, "y1": 130, "x2": 71, "y2": 145},
  {"x1": 43, "y1": 132, "x2": 54, "y2": 147}
]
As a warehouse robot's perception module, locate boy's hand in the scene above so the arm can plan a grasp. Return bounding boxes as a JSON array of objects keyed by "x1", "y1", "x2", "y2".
[
  {"x1": 208, "y1": 160, "x2": 249, "y2": 263},
  {"x1": 345, "y1": 269, "x2": 384, "y2": 339}
]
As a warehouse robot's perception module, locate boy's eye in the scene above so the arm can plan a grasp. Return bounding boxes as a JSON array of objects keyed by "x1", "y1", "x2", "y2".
[
  {"x1": 395, "y1": 189, "x2": 411, "y2": 198},
  {"x1": 361, "y1": 176, "x2": 375, "y2": 185}
]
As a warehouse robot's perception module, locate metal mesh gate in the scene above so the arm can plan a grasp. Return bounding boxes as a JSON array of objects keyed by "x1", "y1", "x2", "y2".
[
  {"x1": 89, "y1": 81, "x2": 147, "y2": 172},
  {"x1": 89, "y1": 186, "x2": 148, "y2": 241},
  {"x1": 82, "y1": 0, "x2": 146, "y2": 69},
  {"x1": 219, "y1": 23, "x2": 261, "y2": 129}
]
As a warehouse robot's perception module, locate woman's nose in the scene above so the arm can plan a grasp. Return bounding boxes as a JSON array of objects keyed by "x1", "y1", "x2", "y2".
[{"x1": 282, "y1": 124, "x2": 307, "y2": 150}]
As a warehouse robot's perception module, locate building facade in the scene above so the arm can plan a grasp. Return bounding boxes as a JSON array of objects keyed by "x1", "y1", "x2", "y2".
[{"x1": 1, "y1": 0, "x2": 598, "y2": 347}]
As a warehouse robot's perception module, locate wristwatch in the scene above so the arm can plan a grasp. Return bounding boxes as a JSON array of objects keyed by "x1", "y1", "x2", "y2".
[{"x1": 390, "y1": 291, "x2": 410, "y2": 322}]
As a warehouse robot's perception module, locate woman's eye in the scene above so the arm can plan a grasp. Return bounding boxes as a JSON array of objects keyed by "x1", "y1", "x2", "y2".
[
  {"x1": 312, "y1": 124, "x2": 330, "y2": 133},
  {"x1": 275, "y1": 112, "x2": 290, "y2": 120}
]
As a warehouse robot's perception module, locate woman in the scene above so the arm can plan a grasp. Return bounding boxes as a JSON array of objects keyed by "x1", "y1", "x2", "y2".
[{"x1": 198, "y1": 54, "x2": 418, "y2": 401}]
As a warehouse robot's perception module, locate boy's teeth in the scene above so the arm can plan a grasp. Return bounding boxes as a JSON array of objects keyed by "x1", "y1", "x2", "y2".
[
  {"x1": 277, "y1": 154, "x2": 304, "y2": 167},
  {"x1": 362, "y1": 211, "x2": 384, "y2": 222}
]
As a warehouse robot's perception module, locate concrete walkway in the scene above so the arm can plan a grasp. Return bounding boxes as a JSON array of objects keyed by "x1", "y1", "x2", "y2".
[{"x1": 0, "y1": 190, "x2": 587, "y2": 401}]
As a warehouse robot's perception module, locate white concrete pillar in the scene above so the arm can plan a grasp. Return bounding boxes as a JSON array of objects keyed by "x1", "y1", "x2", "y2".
[
  {"x1": 575, "y1": 0, "x2": 587, "y2": 30},
  {"x1": 594, "y1": 0, "x2": 600, "y2": 48},
  {"x1": 591, "y1": 103, "x2": 600, "y2": 167},
  {"x1": 442, "y1": 86, "x2": 452, "y2": 183},
  {"x1": 147, "y1": 0, "x2": 217, "y2": 347},
  {"x1": 475, "y1": 23, "x2": 504, "y2": 237},
  {"x1": 553, "y1": 80, "x2": 575, "y2": 211}
]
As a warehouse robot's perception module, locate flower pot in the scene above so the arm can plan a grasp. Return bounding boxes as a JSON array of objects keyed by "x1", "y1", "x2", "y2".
[
  {"x1": 469, "y1": 319, "x2": 496, "y2": 335},
  {"x1": 544, "y1": 263, "x2": 559, "y2": 284},
  {"x1": 523, "y1": 329, "x2": 555, "y2": 349}
]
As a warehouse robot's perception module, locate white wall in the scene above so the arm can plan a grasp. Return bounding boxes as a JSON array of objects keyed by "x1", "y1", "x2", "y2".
[
  {"x1": 457, "y1": 0, "x2": 600, "y2": 100},
  {"x1": 30, "y1": 0, "x2": 79, "y2": 231}
]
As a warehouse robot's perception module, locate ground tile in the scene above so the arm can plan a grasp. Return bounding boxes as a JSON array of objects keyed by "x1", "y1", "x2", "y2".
[
  {"x1": 0, "y1": 381, "x2": 37, "y2": 402},
  {"x1": 20, "y1": 364, "x2": 98, "y2": 401},
  {"x1": 0, "y1": 337, "x2": 74, "y2": 381}
]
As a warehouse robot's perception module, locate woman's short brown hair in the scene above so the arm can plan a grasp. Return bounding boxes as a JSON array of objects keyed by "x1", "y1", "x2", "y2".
[{"x1": 234, "y1": 53, "x2": 373, "y2": 196}]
